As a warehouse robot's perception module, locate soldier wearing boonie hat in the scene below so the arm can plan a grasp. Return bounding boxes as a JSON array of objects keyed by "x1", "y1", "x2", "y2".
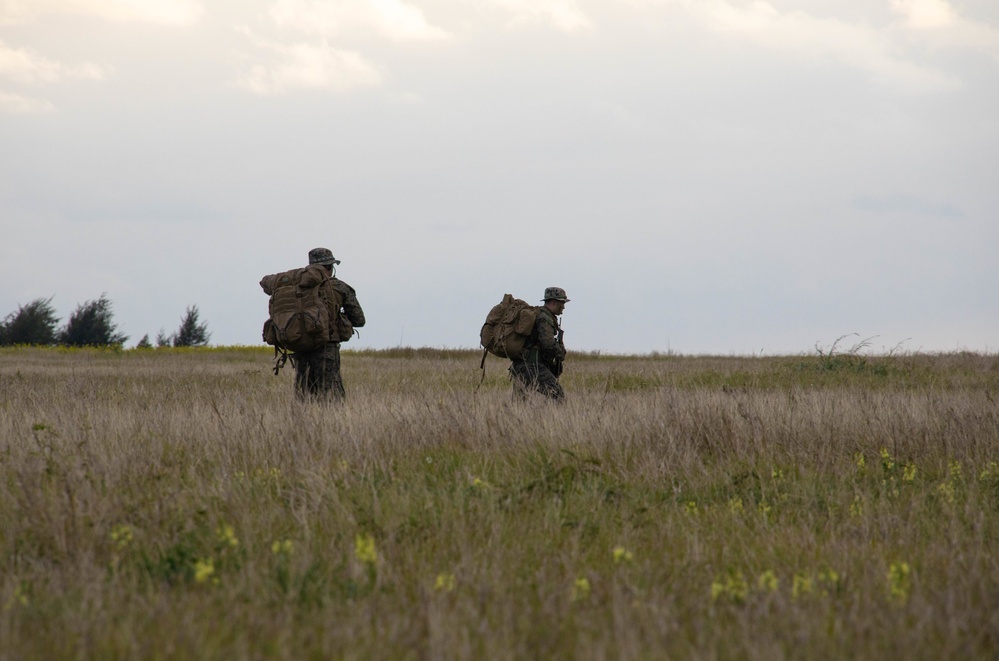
[
  {"x1": 292, "y1": 247, "x2": 365, "y2": 402},
  {"x1": 510, "y1": 286, "x2": 569, "y2": 403}
]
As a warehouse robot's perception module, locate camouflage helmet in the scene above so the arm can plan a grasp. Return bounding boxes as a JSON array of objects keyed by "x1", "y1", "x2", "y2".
[
  {"x1": 308, "y1": 247, "x2": 341, "y2": 267},
  {"x1": 542, "y1": 287, "x2": 570, "y2": 302}
]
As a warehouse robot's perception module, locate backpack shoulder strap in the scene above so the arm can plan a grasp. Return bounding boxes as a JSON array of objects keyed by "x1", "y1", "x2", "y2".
[{"x1": 475, "y1": 348, "x2": 489, "y2": 393}]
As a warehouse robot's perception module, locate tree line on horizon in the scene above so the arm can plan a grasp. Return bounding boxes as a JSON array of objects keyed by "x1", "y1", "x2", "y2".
[{"x1": 0, "y1": 295, "x2": 211, "y2": 348}]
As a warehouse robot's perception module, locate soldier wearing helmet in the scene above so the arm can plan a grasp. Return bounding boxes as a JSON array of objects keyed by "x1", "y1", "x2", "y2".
[
  {"x1": 293, "y1": 247, "x2": 366, "y2": 402},
  {"x1": 510, "y1": 287, "x2": 569, "y2": 402}
]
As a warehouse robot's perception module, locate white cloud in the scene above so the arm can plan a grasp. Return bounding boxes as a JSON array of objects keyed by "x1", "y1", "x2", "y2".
[
  {"x1": 234, "y1": 28, "x2": 383, "y2": 94},
  {"x1": 0, "y1": 40, "x2": 105, "y2": 83},
  {"x1": 891, "y1": 0, "x2": 955, "y2": 30},
  {"x1": 485, "y1": 0, "x2": 593, "y2": 32},
  {"x1": 676, "y1": 0, "x2": 960, "y2": 93},
  {"x1": 892, "y1": 0, "x2": 999, "y2": 61},
  {"x1": 267, "y1": 0, "x2": 451, "y2": 41},
  {"x1": 0, "y1": 40, "x2": 104, "y2": 112},
  {"x1": 0, "y1": 0, "x2": 204, "y2": 25},
  {"x1": 0, "y1": 89, "x2": 54, "y2": 112}
]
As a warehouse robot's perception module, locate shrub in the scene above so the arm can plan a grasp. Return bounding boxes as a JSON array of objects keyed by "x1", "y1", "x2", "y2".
[
  {"x1": 59, "y1": 294, "x2": 128, "y2": 347},
  {"x1": 0, "y1": 297, "x2": 60, "y2": 346},
  {"x1": 173, "y1": 305, "x2": 211, "y2": 347}
]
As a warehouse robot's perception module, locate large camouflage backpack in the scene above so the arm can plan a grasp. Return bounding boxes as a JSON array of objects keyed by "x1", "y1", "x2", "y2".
[
  {"x1": 480, "y1": 294, "x2": 537, "y2": 360},
  {"x1": 260, "y1": 265, "x2": 340, "y2": 357}
]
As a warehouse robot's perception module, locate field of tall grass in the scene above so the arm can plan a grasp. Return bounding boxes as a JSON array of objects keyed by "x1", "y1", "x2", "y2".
[{"x1": 1, "y1": 346, "x2": 998, "y2": 659}]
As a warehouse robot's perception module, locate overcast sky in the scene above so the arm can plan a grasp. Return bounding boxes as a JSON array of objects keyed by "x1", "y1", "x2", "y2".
[{"x1": 2, "y1": 0, "x2": 996, "y2": 355}]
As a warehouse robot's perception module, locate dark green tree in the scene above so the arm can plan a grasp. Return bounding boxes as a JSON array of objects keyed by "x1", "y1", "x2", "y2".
[
  {"x1": 59, "y1": 294, "x2": 128, "y2": 347},
  {"x1": 173, "y1": 305, "x2": 211, "y2": 347},
  {"x1": 135, "y1": 334, "x2": 153, "y2": 349},
  {"x1": 155, "y1": 329, "x2": 172, "y2": 347},
  {"x1": 1, "y1": 297, "x2": 60, "y2": 346}
]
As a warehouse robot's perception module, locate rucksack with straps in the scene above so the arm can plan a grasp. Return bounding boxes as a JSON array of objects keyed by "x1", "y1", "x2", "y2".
[
  {"x1": 260, "y1": 265, "x2": 340, "y2": 371},
  {"x1": 480, "y1": 293, "x2": 537, "y2": 361}
]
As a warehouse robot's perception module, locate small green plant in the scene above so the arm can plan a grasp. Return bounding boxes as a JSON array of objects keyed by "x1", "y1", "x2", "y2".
[
  {"x1": 888, "y1": 561, "x2": 912, "y2": 605},
  {"x1": 433, "y1": 572, "x2": 457, "y2": 592},
  {"x1": 711, "y1": 570, "x2": 749, "y2": 604},
  {"x1": 757, "y1": 570, "x2": 778, "y2": 593},
  {"x1": 572, "y1": 577, "x2": 591, "y2": 602}
]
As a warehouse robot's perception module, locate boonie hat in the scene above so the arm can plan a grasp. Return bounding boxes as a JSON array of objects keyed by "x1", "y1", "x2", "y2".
[
  {"x1": 542, "y1": 287, "x2": 570, "y2": 302},
  {"x1": 308, "y1": 247, "x2": 341, "y2": 266}
]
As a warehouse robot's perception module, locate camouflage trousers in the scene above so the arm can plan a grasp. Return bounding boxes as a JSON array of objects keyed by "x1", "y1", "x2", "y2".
[
  {"x1": 510, "y1": 359, "x2": 565, "y2": 403},
  {"x1": 292, "y1": 342, "x2": 345, "y2": 403}
]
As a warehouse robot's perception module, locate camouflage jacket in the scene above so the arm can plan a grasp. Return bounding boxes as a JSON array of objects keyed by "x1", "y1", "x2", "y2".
[
  {"x1": 523, "y1": 306, "x2": 564, "y2": 367},
  {"x1": 328, "y1": 278, "x2": 365, "y2": 328}
]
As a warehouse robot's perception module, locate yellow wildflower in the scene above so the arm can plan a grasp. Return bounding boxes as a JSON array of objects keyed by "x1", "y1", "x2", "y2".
[
  {"x1": 612, "y1": 546, "x2": 634, "y2": 565},
  {"x1": 712, "y1": 571, "x2": 749, "y2": 603},
  {"x1": 757, "y1": 570, "x2": 778, "y2": 593},
  {"x1": 111, "y1": 524, "x2": 133, "y2": 550},
  {"x1": 888, "y1": 561, "x2": 911, "y2": 604},
  {"x1": 217, "y1": 524, "x2": 239, "y2": 548},
  {"x1": 818, "y1": 567, "x2": 840, "y2": 595},
  {"x1": 194, "y1": 558, "x2": 215, "y2": 584},
  {"x1": 980, "y1": 461, "x2": 999, "y2": 480},
  {"x1": 792, "y1": 573, "x2": 813, "y2": 599},
  {"x1": 937, "y1": 481, "x2": 956, "y2": 504},
  {"x1": 434, "y1": 573, "x2": 456, "y2": 592},
  {"x1": 355, "y1": 534, "x2": 378, "y2": 566},
  {"x1": 849, "y1": 495, "x2": 863, "y2": 518},
  {"x1": 272, "y1": 539, "x2": 293, "y2": 555},
  {"x1": 949, "y1": 460, "x2": 962, "y2": 480},
  {"x1": 880, "y1": 448, "x2": 894, "y2": 472},
  {"x1": 727, "y1": 572, "x2": 749, "y2": 602},
  {"x1": 572, "y1": 577, "x2": 591, "y2": 601}
]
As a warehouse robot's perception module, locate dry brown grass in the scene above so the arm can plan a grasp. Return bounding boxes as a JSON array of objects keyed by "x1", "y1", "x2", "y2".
[{"x1": 1, "y1": 346, "x2": 998, "y2": 659}]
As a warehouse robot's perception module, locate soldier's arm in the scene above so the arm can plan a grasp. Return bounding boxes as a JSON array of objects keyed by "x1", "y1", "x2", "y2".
[
  {"x1": 333, "y1": 280, "x2": 365, "y2": 327},
  {"x1": 535, "y1": 314, "x2": 562, "y2": 362}
]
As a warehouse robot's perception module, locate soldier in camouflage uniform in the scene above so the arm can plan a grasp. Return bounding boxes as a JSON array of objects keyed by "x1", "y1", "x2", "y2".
[
  {"x1": 510, "y1": 287, "x2": 568, "y2": 403},
  {"x1": 293, "y1": 247, "x2": 366, "y2": 402}
]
